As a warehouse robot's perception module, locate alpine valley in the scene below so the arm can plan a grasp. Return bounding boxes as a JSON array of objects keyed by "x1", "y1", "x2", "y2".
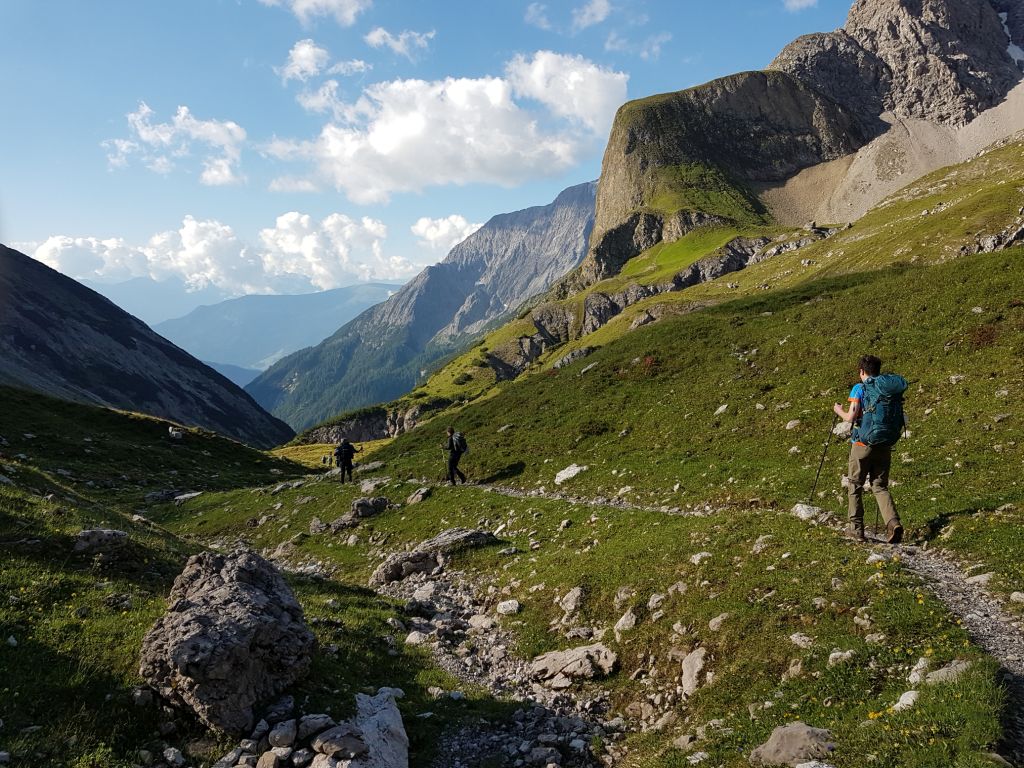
[{"x1": 3, "y1": 1, "x2": 1024, "y2": 768}]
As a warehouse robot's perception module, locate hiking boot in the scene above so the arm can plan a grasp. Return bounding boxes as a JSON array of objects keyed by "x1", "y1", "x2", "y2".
[
  {"x1": 886, "y1": 519, "x2": 904, "y2": 545},
  {"x1": 844, "y1": 524, "x2": 866, "y2": 542}
]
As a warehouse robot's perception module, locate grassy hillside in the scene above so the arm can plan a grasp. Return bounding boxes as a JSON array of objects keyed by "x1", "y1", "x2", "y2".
[
  {"x1": 0, "y1": 388, "x2": 510, "y2": 767},
  {"x1": 386, "y1": 136, "x2": 1024, "y2": 418}
]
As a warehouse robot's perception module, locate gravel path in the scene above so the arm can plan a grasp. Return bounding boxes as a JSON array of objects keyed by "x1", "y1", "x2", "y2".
[{"x1": 897, "y1": 545, "x2": 1024, "y2": 766}]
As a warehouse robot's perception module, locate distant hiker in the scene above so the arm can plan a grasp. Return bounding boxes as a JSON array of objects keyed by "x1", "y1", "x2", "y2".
[
  {"x1": 833, "y1": 354, "x2": 907, "y2": 544},
  {"x1": 443, "y1": 426, "x2": 468, "y2": 485},
  {"x1": 333, "y1": 438, "x2": 361, "y2": 483}
]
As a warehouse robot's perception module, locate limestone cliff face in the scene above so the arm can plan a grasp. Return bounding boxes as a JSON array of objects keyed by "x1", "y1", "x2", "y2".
[
  {"x1": 773, "y1": 0, "x2": 1020, "y2": 129},
  {"x1": 0, "y1": 245, "x2": 294, "y2": 449},
  {"x1": 845, "y1": 0, "x2": 1019, "y2": 126},
  {"x1": 571, "y1": 71, "x2": 862, "y2": 289},
  {"x1": 572, "y1": 0, "x2": 1021, "y2": 296},
  {"x1": 248, "y1": 183, "x2": 596, "y2": 430}
]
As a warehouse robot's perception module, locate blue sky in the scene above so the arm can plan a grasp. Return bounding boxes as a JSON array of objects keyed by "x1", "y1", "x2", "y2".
[{"x1": 0, "y1": 0, "x2": 850, "y2": 317}]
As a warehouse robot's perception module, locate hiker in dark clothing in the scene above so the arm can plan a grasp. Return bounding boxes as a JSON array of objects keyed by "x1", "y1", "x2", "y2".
[
  {"x1": 833, "y1": 354, "x2": 906, "y2": 544},
  {"x1": 333, "y1": 438, "x2": 361, "y2": 483},
  {"x1": 443, "y1": 426, "x2": 467, "y2": 485}
]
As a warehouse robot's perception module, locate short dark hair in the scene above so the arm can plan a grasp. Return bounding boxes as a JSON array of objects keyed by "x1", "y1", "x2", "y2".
[
  {"x1": 446, "y1": 426, "x2": 454, "y2": 434},
  {"x1": 858, "y1": 354, "x2": 882, "y2": 377}
]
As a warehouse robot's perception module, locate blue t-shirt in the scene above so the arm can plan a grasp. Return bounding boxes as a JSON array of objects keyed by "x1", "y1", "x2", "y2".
[{"x1": 848, "y1": 383, "x2": 864, "y2": 444}]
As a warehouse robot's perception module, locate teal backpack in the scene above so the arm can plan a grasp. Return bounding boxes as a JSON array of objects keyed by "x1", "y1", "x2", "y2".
[{"x1": 858, "y1": 374, "x2": 908, "y2": 447}]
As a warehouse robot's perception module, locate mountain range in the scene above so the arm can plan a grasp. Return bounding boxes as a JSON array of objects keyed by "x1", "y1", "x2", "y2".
[
  {"x1": 247, "y1": 182, "x2": 597, "y2": 431},
  {"x1": 0, "y1": 244, "x2": 293, "y2": 448},
  {"x1": 153, "y1": 283, "x2": 399, "y2": 380}
]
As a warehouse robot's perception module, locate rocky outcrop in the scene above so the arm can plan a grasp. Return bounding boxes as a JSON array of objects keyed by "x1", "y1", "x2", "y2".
[
  {"x1": 846, "y1": 0, "x2": 1020, "y2": 126},
  {"x1": 139, "y1": 551, "x2": 315, "y2": 735},
  {"x1": 299, "y1": 408, "x2": 388, "y2": 444},
  {"x1": 772, "y1": 0, "x2": 1021, "y2": 130},
  {"x1": 369, "y1": 529, "x2": 498, "y2": 586},
  {"x1": 248, "y1": 183, "x2": 596, "y2": 431},
  {"x1": 571, "y1": 71, "x2": 862, "y2": 292},
  {"x1": 0, "y1": 245, "x2": 294, "y2": 449},
  {"x1": 487, "y1": 229, "x2": 835, "y2": 380}
]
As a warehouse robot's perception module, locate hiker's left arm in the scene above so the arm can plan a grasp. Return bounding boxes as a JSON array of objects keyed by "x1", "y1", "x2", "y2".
[{"x1": 833, "y1": 399, "x2": 860, "y2": 422}]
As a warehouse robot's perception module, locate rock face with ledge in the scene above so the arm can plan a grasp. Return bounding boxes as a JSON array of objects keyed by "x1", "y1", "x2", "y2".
[{"x1": 139, "y1": 550, "x2": 316, "y2": 735}]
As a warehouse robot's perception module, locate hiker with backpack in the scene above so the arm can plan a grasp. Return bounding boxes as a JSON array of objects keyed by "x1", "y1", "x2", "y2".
[
  {"x1": 443, "y1": 426, "x2": 468, "y2": 485},
  {"x1": 833, "y1": 354, "x2": 907, "y2": 544},
  {"x1": 333, "y1": 438, "x2": 361, "y2": 484}
]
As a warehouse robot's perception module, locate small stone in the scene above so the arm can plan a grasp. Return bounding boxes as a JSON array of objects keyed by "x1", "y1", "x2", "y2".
[
  {"x1": 269, "y1": 718, "x2": 297, "y2": 748},
  {"x1": 256, "y1": 752, "x2": 281, "y2": 768},
  {"x1": 1010, "y1": 592, "x2": 1024, "y2": 604},
  {"x1": 6, "y1": 636, "x2": 16, "y2": 648},
  {"x1": 926, "y1": 659, "x2": 972, "y2": 684},
  {"x1": 908, "y1": 657, "x2": 930, "y2": 685},
  {"x1": 789, "y1": 632, "x2": 813, "y2": 649},
  {"x1": 708, "y1": 612, "x2": 730, "y2": 632},
  {"x1": 827, "y1": 649, "x2": 855, "y2": 667},
  {"x1": 558, "y1": 586, "x2": 585, "y2": 615},
  {"x1": 714, "y1": 404, "x2": 728, "y2": 416},
  {"x1": 614, "y1": 608, "x2": 638, "y2": 640},
  {"x1": 291, "y1": 748, "x2": 315, "y2": 767},
  {"x1": 690, "y1": 552, "x2": 712, "y2": 566},
  {"x1": 405, "y1": 630, "x2": 430, "y2": 645},
  {"x1": 163, "y1": 748, "x2": 186, "y2": 768},
  {"x1": 890, "y1": 690, "x2": 918, "y2": 713},
  {"x1": 965, "y1": 572, "x2": 994, "y2": 586},
  {"x1": 786, "y1": 419, "x2": 801, "y2": 430},
  {"x1": 497, "y1": 599, "x2": 521, "y2": 615}
]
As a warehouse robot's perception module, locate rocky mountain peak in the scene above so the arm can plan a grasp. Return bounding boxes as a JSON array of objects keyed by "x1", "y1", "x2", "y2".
[{"x1": 844, "y1": 0, "x2": 1020, "y2": 125}]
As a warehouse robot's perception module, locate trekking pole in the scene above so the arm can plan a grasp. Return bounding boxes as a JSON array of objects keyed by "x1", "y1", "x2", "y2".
[
  {"x1": 873, "y1": 505, "x2": 880, "y2": 539},
  {"x1": 809, "y1": 413, "x2": 840, "y2": 503}
]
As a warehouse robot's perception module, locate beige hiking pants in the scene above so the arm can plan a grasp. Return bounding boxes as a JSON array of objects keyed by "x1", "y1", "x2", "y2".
[{"x1": 847, "y1": 443, "x2": 900, "y2": 530}]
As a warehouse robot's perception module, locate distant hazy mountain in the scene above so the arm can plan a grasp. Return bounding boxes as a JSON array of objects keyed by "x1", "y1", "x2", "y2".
[
  {"x1": 0, "y1": 245, "x2": 293, "y2": 448},
  {"x1": 154, "y1": 284, "x2": 399, "y2": 371},
  {"x1": 82, "y1": 277, "x2": 234, "y2": 326},
  {"x1": 204, "y1": 361, "x2": 263, "y2": 388},
  {"x1": 247, "y1": 182, "x2": 596, "y2": 430}
]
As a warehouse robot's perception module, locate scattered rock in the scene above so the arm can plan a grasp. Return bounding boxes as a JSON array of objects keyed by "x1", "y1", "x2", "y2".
[
  {"x1": 680, "y1": 647, "x2": 708, "y2": 696},
  {"x1": 926, "y1": 659, "x2": 972, "y2": 684},
  {"x1": 139, "y1": 550, "x2": 316, "y2": 735},
  {"x1": 749, "y1": 722, "x2": 835, "y2": 766},
  {"x1": 497, "y1": 600, "x2": 521, "y2": 616},
  {"x1": 406, "y1": 488, "x2": 431, "y2": 505},
  {"x1": 73, "y1": 529, "x2": 128, "y2": 554},
  {"x1": 708, "y1": 612, "x2": 730, "y2": 632},
  {"x1": 791, "y1": 504, "x2": 824, "y2": 522},
  {"x1": 369, "y1": 529, "x2": 498, "y2": 585},
  {"x1": 558, "y1": 586, "x2": 585, "y2": 616},
  {"x1": 890, "y1": 690, "x2": 918, "y2": 713},
  {"x1": 554, "y1": 464, "x2": 588, "y2": 485},
  {"x1": 789, "y1": 633, "x2": 813, "y2": 649},
  {"x1": 690, "y1": 552, "x2": 712, "y2": 566},
  {"x1": 529, "y1": 643, "x2": 618, "y2": 689},
  {"x1": 827, "y1": 649, "x2": 855, "y2": 667}
]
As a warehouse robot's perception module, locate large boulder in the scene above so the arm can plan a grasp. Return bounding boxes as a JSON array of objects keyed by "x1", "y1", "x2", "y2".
[
  {"x1": 140, "y1": 550, "x2": 316, "y2": 735},
  {"x1": 529, "y1": 643, "x2": 618, "y2": 689},
  {"x1": 749, "y1": 722, "x2": 835, "y2": 766},
  {"x1": 369, "y1": 529, "x2": 498, "y2": 586}
]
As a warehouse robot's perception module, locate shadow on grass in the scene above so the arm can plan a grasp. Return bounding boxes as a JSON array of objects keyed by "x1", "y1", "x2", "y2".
[
  {"x1": 996, "y1": 667, "x2": 1024, "y2": 765},
  {"x1": 480, "y1": 461, "x2": 527, "y2": 484},
  {"x1": 917, "y1": 506, "x2": 983, "y2": 543}
]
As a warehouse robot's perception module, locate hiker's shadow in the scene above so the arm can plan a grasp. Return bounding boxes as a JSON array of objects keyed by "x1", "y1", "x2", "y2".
[
  {"x1": 919, "y1": 507, "x2": 981, "y2": 542},
  {"x1": 480, "y1": 462, "x2": 526, "y2": 484}
]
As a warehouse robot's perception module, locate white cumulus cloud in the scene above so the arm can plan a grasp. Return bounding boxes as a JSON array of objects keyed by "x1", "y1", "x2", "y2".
[
  {"x1": 783, "y1": 0, "x2": 817, "y2": 10},
  {"x1": 328, "y1": 58, "x2": 371, "y2": 75},
  {"x1": 26, "y1": 211, "x2": 419, "y2": 296},
  {"x1": 103, "y1": 102, "x2": 246, "y2": 186},
  {"x1": 364, "y1": 27, "x2": 435, "y2": 60},
  {"x1": 278, "y1": 39, "x2": 331, "y2": 82},
  {"x1": 268, "y1": 51, "x2": 627, "y2": 203},
  {"x1": 571, "y1": 0, "x2": 612, "y2": 31},
  {"x1": 257, "y1": 0, "x2": 372, "y2": 26},
  {"x1": 506, "y1": 50, "x2": 628, "y2": 134},
  {"x1": 411, "y1": 215, "x2": 483, "y2": 252}
]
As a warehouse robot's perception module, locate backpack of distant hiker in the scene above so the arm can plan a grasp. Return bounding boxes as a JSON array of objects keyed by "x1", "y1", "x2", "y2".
[
  {"x1": 336, "y1": 443, "x2": 356, "y2": 462},
  {"x1": 858, "y1": 374, "x2": 908, "y2": 447},
  {"x1": 453, "y1": 432, "x2": 468, "y2": 454}
]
